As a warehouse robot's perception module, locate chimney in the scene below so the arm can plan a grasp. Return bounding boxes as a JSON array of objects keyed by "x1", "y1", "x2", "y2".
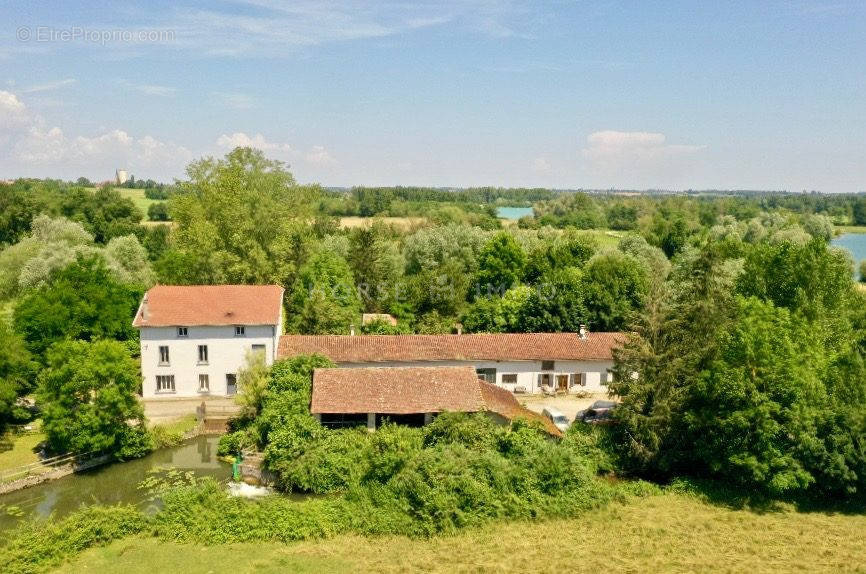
[
  {"x1": 350, "y1": 324, "x2": 356, "y2": 336},
  {"x1": 456, "y1": 323, "x2": 463, "y2": 335},
  {"x1": 579, "y1": 324, "x2": 587, "y2": 339}
]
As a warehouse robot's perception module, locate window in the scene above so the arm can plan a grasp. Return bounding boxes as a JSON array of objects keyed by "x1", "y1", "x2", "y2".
[
  {"x1": 158, "y1": 346, "x2": 170, "y2": 365},
  {"x1": 156, "y1": 375, "x2": 175, "y2": 392},
  {"x1": 476, "y1": 368, "x2": 496, "y2": 383},
  {"x1": 541, "y1": 360, "x2": 555, "y2": 371},
  {"x1": 251, "y1": 344, "x2": 266, "y2": 356},
  {"x1": 226, "y1": 374, "x2": 237, "y2": 395},
  {"x1": 569, "y1": 373, "x2": 587, "y2": 387},
  {"x1": 234, "y1": 325, "x2": 245, "y2": 337},
  {"x1": 198, "y1": 374, "x2": 209, "y2": 392},
  {"x1": 501, "y1": 374, "x2": 518, "y2": 385},
  {"x1": 602, "y1": 371, "x2": 612, "y2": 386},
  {"x1": 198, "y1": 345, "x2": 208, "y2": 364},
  {"x1": 177, "y1": 327, "x2": 188, "y2": 338}
]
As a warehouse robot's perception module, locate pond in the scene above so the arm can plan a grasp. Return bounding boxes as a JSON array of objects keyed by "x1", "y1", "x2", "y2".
[
  {"x1": 0, "y1": 435, "x2": 231, "y2": 531},
  {"x1": 832, "y1": 233, "x2": 866, "y2": 271},
  {"x1": 497, "y1": 206, "x2": 534, "y2": 220}
]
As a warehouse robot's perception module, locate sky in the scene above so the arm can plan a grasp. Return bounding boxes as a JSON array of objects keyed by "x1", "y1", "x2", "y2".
[{"x1": 0, "y1": 1, "x2": 864, "y2": 192}]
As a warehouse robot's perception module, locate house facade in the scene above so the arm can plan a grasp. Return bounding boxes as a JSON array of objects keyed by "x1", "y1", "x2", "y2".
[
  {"x1": 279, "y1": 331, "x2": 624, "y2": 394},
  {"x1": 133, "y1": 285, "x2": 284, "y2": 399}
]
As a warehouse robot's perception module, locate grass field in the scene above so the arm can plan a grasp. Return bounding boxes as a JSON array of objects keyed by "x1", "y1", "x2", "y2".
[
  {"x1": 0, "y1": 423, "x2": 46, "y2": 482},
  {"x1": 835, "y1": 225, "x2": 866, "y2": 235},
  {"x1": 55, "y1": 493, "x2": 866, "y2": 573},
  {"x1": 115, "y1": 188, "x2": 159, "y2": 215},
  {"x1": 339, "y1": 216, "x2": 427, "y2": 229}
]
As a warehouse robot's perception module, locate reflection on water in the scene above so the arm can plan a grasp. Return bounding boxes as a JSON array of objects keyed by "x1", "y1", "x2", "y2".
[{"x1": 0, "y1": 435, "x2": 230, "y2": 531}]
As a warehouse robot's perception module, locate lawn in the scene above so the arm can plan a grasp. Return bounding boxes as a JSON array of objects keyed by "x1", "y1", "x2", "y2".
[
  {"x1": 0, "y1": 423, "x2": 47, "y2": 482},
  {"x1": 55, "y1": 493, "x2": 866, "y2": 573}
]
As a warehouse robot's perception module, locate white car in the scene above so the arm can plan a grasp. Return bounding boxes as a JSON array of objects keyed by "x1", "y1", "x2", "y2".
[{"x1": 541, "y1": 407, "x2": 571, "y2": 432}]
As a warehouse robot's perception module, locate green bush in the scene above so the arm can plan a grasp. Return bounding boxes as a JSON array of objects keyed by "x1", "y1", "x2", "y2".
[{"x1": 0, "y1": 506, "x2": 146, "y2": 574}]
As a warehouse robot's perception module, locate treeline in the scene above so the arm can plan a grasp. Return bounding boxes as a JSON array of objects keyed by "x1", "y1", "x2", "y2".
[{"x1": 526, "y1": 190, "x2": 866, "y2": 231}]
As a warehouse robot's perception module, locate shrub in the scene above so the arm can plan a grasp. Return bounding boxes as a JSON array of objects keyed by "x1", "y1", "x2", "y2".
[
  {"x1": 422, "y1": 412, "x2": 500, "y2": 452},
  {"x1": 0, "y1": 506, "x2": 146, "y2": 574}
]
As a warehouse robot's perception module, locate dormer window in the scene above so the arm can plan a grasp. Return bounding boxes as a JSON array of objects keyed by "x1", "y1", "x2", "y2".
[
  {"x1": 177, "y1": 327, "x2": 188, "y2": 338},
  {"x1": 235, "y1": 325, "x2": 245, "y2": 337}
]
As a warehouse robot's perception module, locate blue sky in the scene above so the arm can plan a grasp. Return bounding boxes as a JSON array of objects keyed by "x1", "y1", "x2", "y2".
[{"x1": 1, "y1": 1, "x2": 864, "y2": 191}]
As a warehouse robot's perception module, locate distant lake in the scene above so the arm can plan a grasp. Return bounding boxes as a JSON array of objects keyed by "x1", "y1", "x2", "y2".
[
  {"x1": 497, "y1": 206, "x2": 534, "y2": 220},
  {"x1": 832, "y1": 233, "x2": 866, "y2": 265}
]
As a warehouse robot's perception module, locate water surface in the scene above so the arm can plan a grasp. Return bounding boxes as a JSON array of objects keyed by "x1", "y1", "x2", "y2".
[
  {"x1": 0, "y1": 435, "x2": 230, "y2": 531},
  {"x1": 832, "y1": 233, "x2": 866, "y2": 270},
  {"x1": 497, "y1": 206, "x2": 534, "y2": 220}
]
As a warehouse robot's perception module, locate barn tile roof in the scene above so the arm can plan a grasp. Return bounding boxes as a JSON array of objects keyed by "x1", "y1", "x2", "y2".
[
  {"x1": 310, "y1": 366, "x2": 562, "y2": 437},
  {"x1": 311, "y1": 366, "x2": 484, "y2": 415},
  {"x1": 280, "y1": 332, "x2": 624, "y2": 363},
  {"x1": 132, "y1": 285, "x2": 283, "y2": 328}
]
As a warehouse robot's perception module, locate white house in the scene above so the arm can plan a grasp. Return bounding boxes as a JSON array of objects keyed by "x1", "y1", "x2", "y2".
[
  {"x1": 279, "y1": 331, "x2": 624, "y2": 394},
  {"x1": 133, "y1": 285, "x2": 284, "y2": 399}
]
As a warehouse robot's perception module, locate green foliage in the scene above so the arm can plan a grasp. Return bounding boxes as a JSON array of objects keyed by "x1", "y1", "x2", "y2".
[
  {"x1": 36, "y1": 339, "x2": 151, "y2": 458},
  {"x1": 0, "y1": 505, "x2": 146, "y2": 574},
  {"x1": 472, "y1": 232, "x2": 526, "y2": 298},
  {"x1": 288, "y1": 250, "x2": 360, "y2": 334},
  {"x1": 0, "y1": 321, "x2": 37, "y2": 430},
  {"x1": 517, "y1": 267, "x2": 587, "y2": 332},
  {"x1": 581, "y1": 251, "x2": 647, "y2": 331},
  {"x1": 235, "y1": 350, "x2": 270, "y2": 417},
  {"x1": 166, "y1": 147, "x2": 318, "y2": 284},
  {"x1": 14, "y1": 256, "x2": 141, "y2": 358},
  {"x1": 146, "y1": 202, "x2": 170, "y2": 221}
]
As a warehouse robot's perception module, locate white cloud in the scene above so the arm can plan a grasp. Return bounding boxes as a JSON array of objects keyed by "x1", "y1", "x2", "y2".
[
  {"x1": 21, "y1": 78, "x2": 77, "y2": 94},
  {"x1": 531, "y1": 156, "x2": 551, "y2": 173},
  {"x1": 581, "y1": 130, "x2": 705, "y2": 185},
  {"x1": 215, "y1": 133, "x2": 337, "y2": 167},
  {"x1": 0, "y1": 91, "x2": 30, "y2": 131},
  {"x1": 304, "y1": 145, "x2": 336, "y2": 166},
  {"x1": 216, "y1": 132, "x2": 292, "y2": 153},
  {"x1": 0, "y1": 91, "x2": 191, "y2": 179}
]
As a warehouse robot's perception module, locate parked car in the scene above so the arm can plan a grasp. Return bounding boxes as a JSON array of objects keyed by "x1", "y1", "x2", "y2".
[
  {"x1": 575, "y1": 400, "x2": 618, "y2": 425},
  {"x1": 541, "y1": 407, "x2": 571, "y2": 432}
]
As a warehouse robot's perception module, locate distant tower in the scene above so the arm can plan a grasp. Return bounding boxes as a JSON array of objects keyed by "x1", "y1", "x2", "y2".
[{"x1": 115, "y1": 169, "x2": 129, "y2": 185}]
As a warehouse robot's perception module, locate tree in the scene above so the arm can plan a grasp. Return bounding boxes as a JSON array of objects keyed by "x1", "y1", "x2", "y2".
[
  {"x1": 288, "y1": 250, "x2": 360, "y2": 334},
  {"x1": 462, "y1": 285, "x2": 531, "y2": 333},
  {"x1": 236, "y1": 350, "x2": 270, "y2": 417},
  {"x1": 860, "y1": 260, "x2": 866, "y2": 283},
  {"x1": 684, "y1": 297, "x2": 825, "y2": 495},
  {"x1": 0, "y1": 322, "x2": 37, "y2": 430},
  {"x1": 472, "y1": 232, "x2": 526, "y2": 298},
  {"x1": 147, "y1": 202, "x2": 170, "y2": 221},
  {"x1": 581, "y1": 251, "x2": 647, "y2": 331},
  {"x1": 37, "y1": 339, "x2": 150, "y2": 458},
  {"x1": 348, "y1": 224, "x2": 404, "y2": 312},
  {"x1": 852, "y1": 197, "x2": 866, "y2": 226},
  {"x1": 517, "y1": 267, "x2": 587, "y2": 332},
  {"x1": 14, "y1": 256, "x2": 141, "y2": 359},
  {"x1": 168, "y1": 147, "x2": 319, "y2": 285}
]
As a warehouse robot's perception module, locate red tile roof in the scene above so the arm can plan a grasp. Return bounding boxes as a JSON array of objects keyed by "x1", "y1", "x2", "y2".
[
  {"x1": 310, "y1": 366, "x2": 563, "y2": 437},
  {"x1": 132, "y1": 285, "x2": 283, "y2": 328},
  {"x1": 311, "y1": 366, "x2": 484, "y2": 415},
  {"x1": 280, "y1": 332, "x2": 624, "y2": 363}
]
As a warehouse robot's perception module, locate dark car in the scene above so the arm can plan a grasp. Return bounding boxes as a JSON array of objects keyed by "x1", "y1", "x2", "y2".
[{"x1": 574, "y1": 400, "x2": 618, "y2": 424}]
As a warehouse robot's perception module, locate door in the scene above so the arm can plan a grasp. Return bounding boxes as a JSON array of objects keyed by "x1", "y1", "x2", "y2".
[
  {"x1": 226, "y1": 373, "x2": 237, "y2": 395},
  {"x1": 556, "y1": 374, "x2": 569, "y2": 391}
]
